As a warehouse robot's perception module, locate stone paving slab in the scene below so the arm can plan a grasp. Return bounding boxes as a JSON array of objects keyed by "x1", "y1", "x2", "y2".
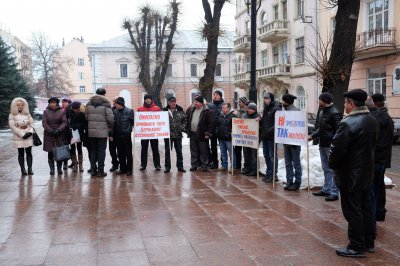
[{"x1": 0, "y1": 137, "x2": 399, "y2": 265}]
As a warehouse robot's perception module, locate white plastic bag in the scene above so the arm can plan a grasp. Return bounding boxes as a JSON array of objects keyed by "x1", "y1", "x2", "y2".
[{"x1": 70, "y1": 129, "x2": 81, "y2": 144}]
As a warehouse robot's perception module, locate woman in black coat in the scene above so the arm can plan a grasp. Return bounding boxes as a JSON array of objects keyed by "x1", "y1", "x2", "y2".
[{"x1": 68, "y1": 101, "x2": 87, "y2": 172}]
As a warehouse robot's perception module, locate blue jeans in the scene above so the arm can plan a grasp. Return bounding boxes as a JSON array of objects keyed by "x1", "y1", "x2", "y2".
[
  {"x1": 219, "y1": 140, "x2": 236, "y2": 169},
  {"x1": 262, "y1": 140, "x2": 278, "y2": 176},
  {"x1": 284, "y1": 145, "x2": 302, "y2": 184},
  {"x1": 370, "y1": 163, "x2": 385, "y2": 238},
  {"x1": 319, "y1": 147, "x2": 338, "y2": 196}
]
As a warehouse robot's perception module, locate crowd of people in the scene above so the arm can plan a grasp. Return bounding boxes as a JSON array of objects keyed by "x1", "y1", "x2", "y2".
[{"x1": 8, "y1": 88, "x2": 394, "y2": 258}]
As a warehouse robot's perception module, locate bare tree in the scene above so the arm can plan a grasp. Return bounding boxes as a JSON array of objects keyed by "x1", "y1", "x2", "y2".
[
  {"x1": 30, "y1": 32, "x2": 74, "y2": 98},
  {"x1": 123, "y1": 1, "x2": 180, "y2": 107},
  {"x1": 199, "y1": 0, "x2": 229, "y2": 102}
]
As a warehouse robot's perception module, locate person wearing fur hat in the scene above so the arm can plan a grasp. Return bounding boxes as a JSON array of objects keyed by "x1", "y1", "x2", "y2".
[
  {"x1": 281, "y1": 94, "x2": 302, "y2": 191},
  {"x1": 186, "y1": 95, "x2": 215, "y2": 171},
  {"x1": 42, "y1": 97, "x2": 68, "y2": 175},
  {"x1": 137, "y1": 94, "x2": 162, "y2": 171},
  {"x1": 163, "y1": 96, "x2": 187, "y2": 173},
  {"x1": 9, "y1": 97, "x2": 35, "y2": 175},
  {"x1": 233, "y1": 96, "x2": 249, "y2": 170},
  {"x1": 68, "y1": 101, "x2": 87, "y2": 173},
  {"x1": 85, "y1": 88, "x2": 114, "y2": 177},
  {"x1": 260, "y1": 92, "x2": 281, "y2": 182},
  {"x1": 242, "y1": 102, "x2": 261, "y2": 177},
  {"x1": 309, "y1": 92, "x2": 342, "y2": 201}
]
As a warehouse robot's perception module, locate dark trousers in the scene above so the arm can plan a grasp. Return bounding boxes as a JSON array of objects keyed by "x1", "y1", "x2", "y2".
[
  {"x1": 70, "y1": 142, "x2": 83, "y2": 156},
  {"x1": 164, "y1": 138, "x2": 183, "y2": 170},
  {"x1": 340, "y1": 187, "x2": 374, "y2": 251},
  {"x1": 109, "y1": 138, "x2": 119, "y2": 167},
  {"x1": 89, "y1": 138, "x2": 108, "y2": 173},
  {"x1": 370, "y1": 163, "x2": 386, "y2": 236},
  {"x1": 243, "y1": 147, "x2": 257, "y2": 173},
  {"x1": 209, "y1": 136, "x2": 219, "y2": 167},
  {"x1": 17, "y1": 147, "x2": 32, "y2": 169},
  {"x1": 116, "y1": 135, "x2": 132, "y2": 172},
  {"x1": 140, "y1": 139, "x2": 160, "y2": 168},
  {"x1": 190, "y1": 134, "x2": 209, "y2": 168},
  {"x1": 234, "y1": 146, "x2": 242, "y2": 169}
]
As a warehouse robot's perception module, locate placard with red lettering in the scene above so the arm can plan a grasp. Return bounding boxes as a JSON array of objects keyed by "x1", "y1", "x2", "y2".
[
  {"x1": 232, "y1": 118, "x2": 259, "y2": 149},
  {"x1": 134, "y1": 111, "x2": 170, "y2": 139},
  {"x1": 274, "y1": 111, "x2": 307, "y2": 146}
]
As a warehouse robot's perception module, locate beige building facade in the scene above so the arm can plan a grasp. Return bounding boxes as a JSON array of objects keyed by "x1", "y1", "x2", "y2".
[{"x1": 87, "y1": 30, "x2": 235, "y2": 110}]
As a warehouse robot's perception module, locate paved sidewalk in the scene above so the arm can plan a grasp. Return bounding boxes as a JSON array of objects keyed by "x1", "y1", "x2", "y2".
[{"x1": 0, "y1": 134, "x2": 399, "y2": 265}]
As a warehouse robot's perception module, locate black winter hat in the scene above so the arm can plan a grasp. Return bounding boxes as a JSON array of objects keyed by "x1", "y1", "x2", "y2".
[
  {"x1": 96, "y1": 88, "x2": 106, "y2": 95},
  {"x1": 282, "y1": 94, "x2": 297, "y2": 105},
  {"x1": 319, "y1": 92, "x2": 332, "y2": 104},
  {"x1": 214, "y1": 90, "x2": 223, "y2": 98},
  {"x1": 144, "y1": 94, "x2": 152, "y2": 101},
  {"x1": 263, "y1": 92, "x2": 275, "y2": 102},
  {"x1": 194, "y1": 95, "x2": 204, "y2": 104},
  {"x1": 371, "y1": 93, "x2": 385, "y2": 103},
  {"x1": 115, "y1": 97, "x2": 125, "y2": 105},
  {"x1": 168, "y1": 96, "x2": 177, "y2": 102},
  {"x1": 71, "y1": 101, "x2": 81, "y2": 109},
  {"x1": 48, "y1": 97, "x2": 60, "y2": 105},
  {"x1": 343, "y1": 89, "x2": 367, "y2": 103}
]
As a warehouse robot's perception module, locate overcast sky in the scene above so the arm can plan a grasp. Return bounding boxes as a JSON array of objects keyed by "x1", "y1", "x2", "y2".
[{"x1": 0, "y1": 0, "x2": 236, "y2": 45}]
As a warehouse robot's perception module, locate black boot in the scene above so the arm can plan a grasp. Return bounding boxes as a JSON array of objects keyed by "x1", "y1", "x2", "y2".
[
  {"x1": 27, "y1": 153, "x2": 33, "y2": 175},
  {"x1": 49, "y1": 160, "x2": 55, "y2": 175},
  {"x1": 57, "y1": 161, "x2": 63, "y2": 175},
  {"x1": 18, "y1": 155, "x2": 27, "y2": 175}
]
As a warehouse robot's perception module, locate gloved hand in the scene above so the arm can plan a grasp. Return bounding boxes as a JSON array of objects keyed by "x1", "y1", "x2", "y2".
[
  {"x1": 22, "y1": 132, "x2": 33, "y2": 139},
  {"x1": 52, "y1": 129, "x2": 60, "y2": 136}
]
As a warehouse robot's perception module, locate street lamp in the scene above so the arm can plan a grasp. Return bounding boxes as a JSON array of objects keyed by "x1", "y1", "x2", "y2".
[{"x1": 244, "y1": 0, "x2": 261, "y2": 104}]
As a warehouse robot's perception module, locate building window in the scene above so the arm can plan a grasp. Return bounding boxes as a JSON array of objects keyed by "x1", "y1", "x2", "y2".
[
  {"x1": 261, "y1": 50, "x2": 268, "y2": 67},
  {"x1": 260, "y1": 12, "x2": 268, "y2": 25},
  {"x1": 295, "y1": 37, "x2": 305, "y2": 63},
  {"x1": 245, "y1": 21, "x2": 250, "y2": 34},
  {"x1": 281, "y1": 42, "x2": 289, "y2": 64},
  {"x1": 367, "y1": 66, "x2": 386, "y2": 96},
  {"x1": 120, "y1": 64, "x2": 128, "y2": 78},
  {"x1": 234, "y1": 91, "x2": 239, "y2": 109},
  {"x1": 78, "y1": 72, "x2": 84, "y2": 80},
  {"x1": 368, "y1": 0, "x2": 389, "y2": 30},
  {"x1": 78, "y1": 58, "x2": 84, "y2": 66},
  {"x1": 331, "y1": 18, "x2": 336, "y2": 34},
  {"x1": 273, "y1": 46, "x2": 279, "y2": 64},
  {"x1": 166, "y1": 63, "x2": 172, "y2": 77},
  {"x1": 215, "y1": 63, "x2": 222, "y2": 76},
  {"x1": 245, "y1": 56, "x2": 251, "y2": 72},
  {"x1": 79, "y1": 86, "x2": 86, "y2": 93},
  {"x1": 297, "y1": 0, "x2": 304, "y2": 18},
  {"x1": 273, "y1": 5, "x2": 279, "y2": 20},
  {"x1": 297, "y1": 86, "x2": 306, "y2": 110},
  {"x1": 282, "y1": 1, "x2": 288, "y2": 20},
  {"x1": 190, "y1": 64, "x2": 197, "y2": 77}
]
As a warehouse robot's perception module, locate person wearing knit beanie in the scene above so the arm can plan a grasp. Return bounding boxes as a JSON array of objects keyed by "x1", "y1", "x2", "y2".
[
  {"x1": 263, "y1": 92, "x2": 275, "y2": 103},
  {"x1": 239, "y1": 96, "x2": 249, "y2": 105},
  {"x1": 247, "y1": 103, "x2": 257, "y2": 111},
  {"x1": 319, "y1": 92, "x2": 332, "y2": 104},
  {"x1": 194, "y1": 95, "x2": 204, "y2": 104}
]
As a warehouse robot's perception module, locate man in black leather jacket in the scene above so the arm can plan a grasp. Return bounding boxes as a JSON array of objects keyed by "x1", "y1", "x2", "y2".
[
  {"x1": 309, "y1": 93, "x2": 342, "y2": 201},
  {"x1": 329, "y1": 89, "x2": 379, "y2": 258}
]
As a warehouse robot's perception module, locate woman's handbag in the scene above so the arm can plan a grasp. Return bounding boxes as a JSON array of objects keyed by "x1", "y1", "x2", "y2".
[
  {"x1": 52, "y1": 137, "x2": 71, "y2": 162},
  {"x1": 70, "y1": 129, "x2": 81, "y2": 144},
  {"x1": 31, "y1": 127, "x2": 42, "y2": 146}
]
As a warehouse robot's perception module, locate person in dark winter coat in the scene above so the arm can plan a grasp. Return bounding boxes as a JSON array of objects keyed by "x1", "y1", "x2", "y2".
[
  {"x1": 329, "y1": 89, "x2": 379, "y2": 258},
  {"x1": 163, "y1": 96, "x2": 187, "y2": 173},
  {"x1": 68, "y1": 101, "x2": 87, "y2": 173},
  {"x1": 233, "y1": 96, "x2": 248, "y2": 170},
  {"x1": 368, "y1": 93, "x2": 394, "y2": 236},
  {"x1": 42, "y1": 97, "x2": 68, "y2": 175},
  {"x1": 113, "y1": 97, "x2": 134, "y2": 176},
  {"x1": 242, "y1": 103, "x2": 260, "y2": 177},
  {"x1": 260, "y1": 92, "x2": 281, "y2": 182},
  {"x1": 109, "y1": 97, "x2": 119, "y2": 172},
  {"x1": 309, "y1": 92, "x2": 342, "y2": 201},
  {"x1": 61, "y1": 98, "x2": 72, "y2": 170},
  {"x1": 9, "y1": 97, "x2": 35, "y2": 175},
  {"x1": 217, "y1": 103, "x2": 237, "y2": 170},
  {"x1": 137, "y1": 94, "x2": 162, "y2": 171},
  {"x1": 186, "y1": 95, "x2": 215, "y2": 171},
  {"x1": 282, "y1": 94, "x2": 302, "y2": 191},
  {"x1": 207, "y1": 90, "x2": 224, "y2": 169},
  {"x1": 85, "y1": 88, "x2": 114, "y2": 177}
]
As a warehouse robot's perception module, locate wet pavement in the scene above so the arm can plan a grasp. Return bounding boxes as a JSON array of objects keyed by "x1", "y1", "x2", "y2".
[{"x1": 1, "y1": 130, "x2": 400, "y2": 265}]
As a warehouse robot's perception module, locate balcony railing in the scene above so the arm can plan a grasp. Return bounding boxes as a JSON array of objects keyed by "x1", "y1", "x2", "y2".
[
  {"x1": 258, "y1": 20, "x2": 289, "y2": 43},
  {"x1": 257, "y1": 64, "x2": 291, "y2": 80},
  {"x1": 233, "y1": 35, "x2": 251, "y2": 53},
  {"x1": 356, "y1": 28, "x2": 395, "y2": 51},
  {"x1": 233, "y1": 72, "x2": 250, "y2": 84}
]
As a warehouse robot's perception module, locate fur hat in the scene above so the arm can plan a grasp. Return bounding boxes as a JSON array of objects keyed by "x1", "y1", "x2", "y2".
[
  {"x1": 343, "y1": 89, "x2": 367, "y2": 103},
  {"x1": 194, "y1": 95, "x2": 204, "y2": 104},
  {"x1": 10, "y1": 97, "x2": 30, "y2": 116},
  {"x1": 115, "y1": 97, "x2": 125, "y2": 106},
  {"x1": 247, "y1": 102, "x2": 257, "y2": 111},
  {"x1": 319, "y1": 92, "x2": 332, "y2": 104},
  {"x1": 48, "y1": 97, "x2": 60, "y2": 105},
  {"x1": 239, "y1": 96, "x2": 248, "y2": 105},
  {"x1": 96, "y1": 88, "x2": 106, "y2": 95},
  {"x1": 282, "y1": 94, "x2": 297, "y2": 105},
  {"x1": 371, "y1": 93, "x2": 385, "y2": 103}
]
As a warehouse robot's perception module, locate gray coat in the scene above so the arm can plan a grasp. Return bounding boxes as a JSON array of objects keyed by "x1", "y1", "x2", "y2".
[{"x1": 85, "y1": 95, "x2": 114, "y2": 138}]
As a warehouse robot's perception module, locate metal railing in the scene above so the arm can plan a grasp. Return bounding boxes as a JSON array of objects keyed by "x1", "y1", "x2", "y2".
[{"x1": 357, "y1": 28, "x2": 395, "y2": 49}]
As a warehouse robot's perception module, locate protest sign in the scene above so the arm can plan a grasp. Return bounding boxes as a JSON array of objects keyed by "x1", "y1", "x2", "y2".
[
  {"x1": 232, "y1": 118, "x2": 259, "y2": 149},
  {"x1": 134, "y1": 111, "x2": 170, "y2": 140},
  {"x1": 274, "y1": 110, "x2": 307, "y2": 146}
]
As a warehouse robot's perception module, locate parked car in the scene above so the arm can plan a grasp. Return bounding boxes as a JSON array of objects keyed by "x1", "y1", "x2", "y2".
[
  {"x1": 393, "y1": 118, "x2": 400, "y2": 144},
  {"x1": 33, "y1": 108, "x2": 43, "y2": 120}
]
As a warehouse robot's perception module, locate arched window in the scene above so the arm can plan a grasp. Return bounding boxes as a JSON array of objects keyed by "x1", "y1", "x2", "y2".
[
  {"x1": 297, "y1": 86, "x2": 306, "y2": 110},
  {"x1": 190, "y1": 88, "x2": 201, "y2": 104},
  {"x1": 260, "y1": 11, "x2": 268, "y2": 25}
]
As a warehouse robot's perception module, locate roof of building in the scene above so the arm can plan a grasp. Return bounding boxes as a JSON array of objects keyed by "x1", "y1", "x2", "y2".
[{"x1": 89, "y1": 30, "x2": 234, "y2": 50}]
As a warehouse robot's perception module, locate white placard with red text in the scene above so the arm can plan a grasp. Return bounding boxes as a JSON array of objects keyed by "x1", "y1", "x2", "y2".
[
  {"x1": 134, "y1": 111, "x2": 170, "y2": 140},
  {"x1": 232, "y1": 118, "x2": 259, "y2": 149},
  {"x1": 274, "y1": 111, "x2": 307, "y2": 146}
]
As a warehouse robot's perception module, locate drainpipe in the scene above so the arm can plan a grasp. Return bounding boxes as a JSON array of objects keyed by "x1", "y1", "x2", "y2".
[{"x1": 183, "y1": 49, "x2": 187, "y2": 108}]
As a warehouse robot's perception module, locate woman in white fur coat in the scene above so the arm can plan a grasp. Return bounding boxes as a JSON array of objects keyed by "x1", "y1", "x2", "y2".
[{"x1": 8, "y1": 97, "x2": 35, "y2": 175}]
